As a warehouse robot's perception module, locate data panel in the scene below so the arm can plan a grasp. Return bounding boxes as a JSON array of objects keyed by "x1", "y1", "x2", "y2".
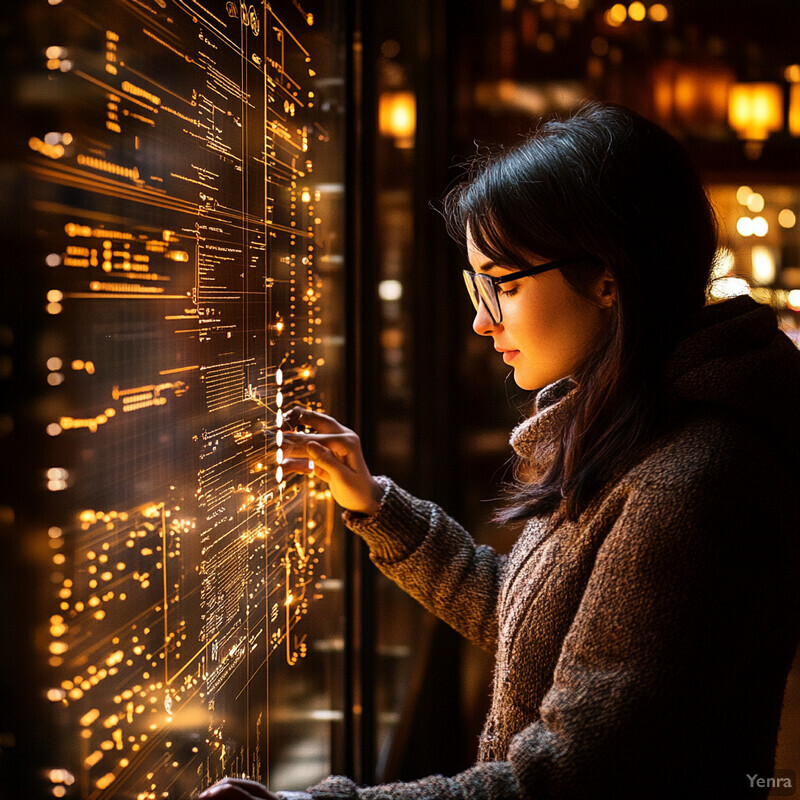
[{"x1": 3, "y1": 1, "x2": 349, "y2": 797}]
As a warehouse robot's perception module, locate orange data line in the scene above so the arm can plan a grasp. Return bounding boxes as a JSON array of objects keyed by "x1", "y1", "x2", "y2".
[
  {"x1": 28, "y1": 162, "x2": 200, "y2": 218},
  {"x1": 266, "y1": 4, "x2": 310, "y2": 58},
  {"x1": 159, "y1": 365, "x2": 200, "y2": 375},
  {"x1": 65, "y1": 293, "x2": 189, "y2": 300},
  {"x1": 74, "y1": 70, "x2": 158, "y2": 114}
]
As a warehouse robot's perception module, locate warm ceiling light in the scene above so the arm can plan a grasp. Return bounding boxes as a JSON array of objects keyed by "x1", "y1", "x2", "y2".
[
  {"x1": 378, "y1": 91, "x2": 416, "y2": 148},
  {"x1": 728, "y1": 83, "x2": 784, "y2": 140}
]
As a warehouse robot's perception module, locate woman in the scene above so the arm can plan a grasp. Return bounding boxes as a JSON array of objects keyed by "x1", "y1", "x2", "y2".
[{"x1": 201, "y1": 103, "x2": 800, "y2": 799}]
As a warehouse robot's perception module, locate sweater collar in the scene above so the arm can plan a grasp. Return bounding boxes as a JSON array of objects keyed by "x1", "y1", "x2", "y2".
[{"x1": 509, "y1": 376, "x2": 577, "y2": 473}]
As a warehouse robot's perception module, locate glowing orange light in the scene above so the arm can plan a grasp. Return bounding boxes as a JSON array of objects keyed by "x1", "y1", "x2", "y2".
[
  {"x1": 728, "y1": 83, "x2": 784, "y2": 140},
  {"x1": 378, "y1": 91, "x2": 416, "y2": 148},
  {"x1": 628, "y1": 1, "x2": 645, "y2": 22}
]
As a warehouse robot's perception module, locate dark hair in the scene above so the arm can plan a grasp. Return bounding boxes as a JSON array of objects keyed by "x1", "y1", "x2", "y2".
[{"x1": 442, "y1": 101, "x2": 718, "y2": 521}]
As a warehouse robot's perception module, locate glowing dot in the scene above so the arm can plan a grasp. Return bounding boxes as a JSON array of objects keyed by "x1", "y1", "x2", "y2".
[
  {"x1": 736, "y1": 217, "x2": 754, "y2": 237},
  {"x1": 779, "y1": 209, "x2": 796, "y2": 228},
  {"x1": 276, "y1": 448, "x2": 284, "y2": 463},
  {"x1": 628, "y1": 2, "x2": 646, "y2": 22},
  {"x1": 47, "y1": 373, "x2": 65, "y2": 386},
  {"x1": 276, "y1": 430, "x2": 283, "y2": 447},
  {"x1": 736, "y1": 185, "x2": 753, "y2": 205},
  {"x1": 785, "y1": 65, "x2": 800, "y2": 83},
  {"x1": 751, "y1": 246, "x2": 776, "y2": 284},
  {"x1": 378, "y1": 280, "x2": 403, "y2": 301},
  {"x1": 752, "y1": 216, "x2": 769, "y2": 237},
  {"x1": 276, "y1": 465, "x2": 284, "y2": 483},
  {"x1": 46, "y1": 253, "x2": 61, "y2": 267},
  {"x1": 787, "y1": 289, "x2": 800, "y2": 310},
  {"x1": 276, "y1": 368, "x2": 283, "y2": 385},
  {"x1": 606, "y1": 3, "x2": 626, "y2": 25},
  {"x1": 648, "y1": 3, "x2": 668, "y2": 21},
  {"x1": 46, "y1": 303, "x2": 62, "y2": 315},
  {"x1": 47, "y1": 357, "x2": 63, "y2": 371},
  {"x1": 45, "y1": 46, "x2": 65, "y2": 59},
  {"x1": 276, "y1": 410, "x2": 283, "y2": 427},
  {"x1": 746, "y1": 193, "x2": 764, "y2": 213}
]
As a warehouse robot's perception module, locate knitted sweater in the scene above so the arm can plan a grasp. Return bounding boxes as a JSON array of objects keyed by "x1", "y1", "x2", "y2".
[{"x1": 309, "y1": 296, "x2": 800, "y2": 800}]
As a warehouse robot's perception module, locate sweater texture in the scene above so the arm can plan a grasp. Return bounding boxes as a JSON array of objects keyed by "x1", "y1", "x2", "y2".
[{"x1": 308, "y1": 295, "x2": 800, "y2": 800}]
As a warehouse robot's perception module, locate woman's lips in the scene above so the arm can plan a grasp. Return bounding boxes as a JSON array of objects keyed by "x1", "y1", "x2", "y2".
[{"x1": 501, "y1": 350, "x2": 520, "y2": 364}]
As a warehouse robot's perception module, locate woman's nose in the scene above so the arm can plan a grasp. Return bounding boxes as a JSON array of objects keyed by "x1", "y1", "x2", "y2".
[{"x1": 472, "y1": 300, "x2": 501, "y2": 336}]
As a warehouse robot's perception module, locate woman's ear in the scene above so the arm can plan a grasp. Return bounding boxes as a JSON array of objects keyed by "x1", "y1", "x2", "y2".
[{"x1": 593, "y1": 269, "x2": 617, "y2": 308}]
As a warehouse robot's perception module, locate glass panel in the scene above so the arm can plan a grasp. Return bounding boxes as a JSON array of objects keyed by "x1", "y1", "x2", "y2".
[{"x1": 1, "y1": 1, "x2": 348, "y2": 797}]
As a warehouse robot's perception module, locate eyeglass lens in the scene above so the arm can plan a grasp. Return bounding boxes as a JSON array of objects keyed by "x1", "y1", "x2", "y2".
[{"x1": 463, "y1": 271, "x2": 502, "y2": 323}]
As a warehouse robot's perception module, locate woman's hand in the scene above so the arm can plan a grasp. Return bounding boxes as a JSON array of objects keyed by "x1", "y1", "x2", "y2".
[
  {"x1": 197, "y1": 779, "x2": 311, "y2": 800},
  {"x1": 198, "y1": 777, "x2": 279, "y2": 799},
  {"x1": 281, "y1": 407, "x2": 384, "y2": 516}
]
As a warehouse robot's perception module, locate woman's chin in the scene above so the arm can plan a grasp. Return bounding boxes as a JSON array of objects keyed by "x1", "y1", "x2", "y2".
[
  {"x1": 511, "y1": 370, "x2": 536, "y2": 391},
  {"x1": 512, "y1": 365, "x2": 567, "y2": 393}
]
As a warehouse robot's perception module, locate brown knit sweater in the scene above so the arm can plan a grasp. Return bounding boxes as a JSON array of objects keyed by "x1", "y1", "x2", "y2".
[{"x1": 309, "y1": 296, "x2": 800, "y2": 800}]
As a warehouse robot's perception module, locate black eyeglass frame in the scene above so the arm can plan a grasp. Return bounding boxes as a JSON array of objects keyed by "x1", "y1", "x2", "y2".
[{"x1": 462, "y1": 257, "x2": 578, "y2": 324}]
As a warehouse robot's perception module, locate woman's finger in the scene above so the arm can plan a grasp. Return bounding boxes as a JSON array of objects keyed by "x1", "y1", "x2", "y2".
[
  {"x1": 284, "y1": 406, "x2": 347, "y2": 435},
  {"x1": 281, "y1": 455, "x2": 332, "y2": 487},
  {"x1": 305, "y1": 442, "x2": 346, "y2": 483},
  {"x1": 280, "y1": 456, "x2": 314, "y2": 477},
  {"x1": 281, "y1": 432, "x2": 354, "y2": 456},
  {"x1": 198, "y1": 777, "x2": 275, "y2": 799}
]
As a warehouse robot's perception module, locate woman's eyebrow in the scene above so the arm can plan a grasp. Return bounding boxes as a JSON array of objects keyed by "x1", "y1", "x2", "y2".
[
  {"x1": 474, "y1": 259, "x2": 500, "y2": 274},
  {"x1": 475, "y1": 261, "x2": 518, "y2": 277}
]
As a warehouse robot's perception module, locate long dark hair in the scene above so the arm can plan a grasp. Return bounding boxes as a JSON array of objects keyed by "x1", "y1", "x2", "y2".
[{"x1": 442, "y1": 102, "x2": 718, "y2": 521}]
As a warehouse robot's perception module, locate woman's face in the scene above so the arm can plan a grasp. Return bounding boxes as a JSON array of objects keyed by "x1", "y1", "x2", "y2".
[{"x1": 466, "y1": 232, "x2": 615, "y2": 391}]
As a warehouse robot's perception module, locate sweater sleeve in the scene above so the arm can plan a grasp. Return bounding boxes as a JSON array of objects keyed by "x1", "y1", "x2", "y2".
[{"x1": 342, "y1": 476, "x2": 505, "y2": 653}]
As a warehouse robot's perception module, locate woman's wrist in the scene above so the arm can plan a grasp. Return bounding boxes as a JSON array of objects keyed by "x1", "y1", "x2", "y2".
[{"x1": 361, "y1": 477, "x2": 385, "y2": 516}]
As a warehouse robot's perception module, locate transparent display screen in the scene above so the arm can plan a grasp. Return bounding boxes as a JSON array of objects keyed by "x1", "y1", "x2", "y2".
[{"x1": 4, "y1": 0, "x2": 348, "y2": 796}]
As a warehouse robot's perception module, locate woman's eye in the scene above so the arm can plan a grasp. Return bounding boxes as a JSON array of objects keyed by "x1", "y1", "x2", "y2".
[{"x1": 497, "y1": 285, "x2": 518, "y2": 297}]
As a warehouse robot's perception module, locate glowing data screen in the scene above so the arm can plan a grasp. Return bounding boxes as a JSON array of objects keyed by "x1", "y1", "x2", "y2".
[{"x1": 5, "y1": 0, "x2": 349, "y2": 796}]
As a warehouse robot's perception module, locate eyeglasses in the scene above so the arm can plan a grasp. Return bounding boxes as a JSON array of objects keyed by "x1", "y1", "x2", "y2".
[{"x1": 462, "y1": 258, "x2": 577, "y2": 324}]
